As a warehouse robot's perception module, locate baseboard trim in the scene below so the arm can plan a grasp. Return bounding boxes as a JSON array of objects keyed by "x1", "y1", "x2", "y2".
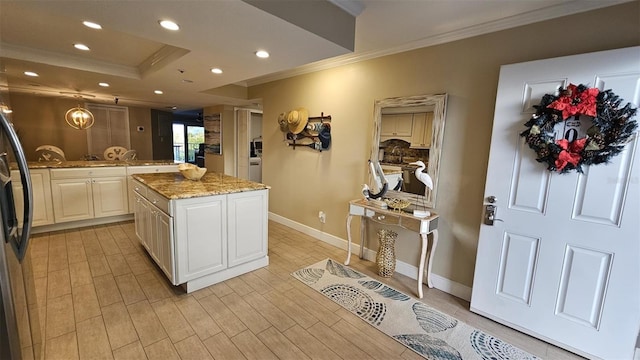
[{"x1": 269, "y1": 212, "x2": 472, "y2": 301}]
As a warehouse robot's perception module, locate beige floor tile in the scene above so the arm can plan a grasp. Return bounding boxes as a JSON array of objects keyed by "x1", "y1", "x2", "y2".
[
  {"x1": 76, "y1": 316, "x2": 113, "y2": 360},
  {"x1": 46, "y1": 294, "x2": 75, "y2": 339},
  {"x1": 45, "y1": 331, "x2": 79, "y2": 360},
  {"x1": 69, "y1": 261, "x2": 93, "y2": 288},
  {"x1": 289, "y1": 280, "x2": 341, "y2": 312},
  {"x1": 231, "y1": 330, "x2": 278, "y2": 360},
  {"x1": 174, "y1": 335, "x2": 214, "y2": 360},
  {"x1": 188, "y1": 286, "x2": 213, "y2": 300},
  {"x1": 151, "y1": 298, "x2": 195, "y2": 343},
  {"x1": 198, "y1": 294, "x2": 248, "y2": 337},
  {"x1": 402, "y1": 347, "x2": 428, "y2": 360},
  {"x1": 174, "y1": 296, "x2": 221, "y2": 340},
  {"x1": 257, "y1": 327, "x2": 311, "y2": 360},
  {"x1": 72, "y1": 283, "x2": 102, "y2": 323},
  {"x1": 93, "y1": 274, "x2": 123, "y2": 307},
  {"x1": 98, "y1": 236, "x2": 121, "y2": 256},
  {"x1": 144, "y1": 338, "x2": 180, "y2": 360},
  {"x1": 238, "y1": 272, "x2": 274, "y2": 294},
  {"x1": 65, "y1": 237, "x2": 87, "y2": 264},
  {"x1": 112, "y1": 341, "x2": 147, "y2": 360},
  {"x1": 207, "y1": 281, "x2": 235, "y2": 297},
  {"x1": 47, "y1": 247, "x2": 68, "y2": 273},
  {"x1": 306, "y1": 322, "x2": 370, "y2": 359},
  {"x1": 123, "y1": 253, "x2": 152, "y2": 276},
  {"x1": 32, "y1": 256, "x2": 49, "y2": 279},
  {"x1": 220, "y1": 292, "x2": 272, "y2": 334},
  {"x1": 203, "y1": 332, "x2": 247, "y2": 360},
  {"x1": 113, "y1": 237, "x2": 137, "y2": 255},
  {"x1": 136, "y1": 272, "x2": 171, "y2": 303},
  {"x1": 283, "y1": 325, "x2": 342, "y2": 360},
  {"x1": 82, "y1": 237, "x2": 103, "y2": 257},
  {"x1": 243, "y1": 291, "x2": 296, "y2": 332},
  {"x1": 127, "y1": 300, "x2": 168, "y2": 347},
  {"x1": 101, "y1": 301, "x2": 139, "y2": 350},
  {"x1": 224, "y1": 276, "x2": 254, "y2": 296},
  {"x1": 34, "y1": 277, "x2": 47, "y2": 306},
  {"x1": 261, "y1": 290, "x2": 319, "y2": 329},
  {"x1": 30, "y1": 237, "x2": 49, "y2": 259},
  {"x1": 46, "y1": 269, "x2": 71, "y2": 299},
  {"x1": 105, "y1": 254, "x2": 132, "y2": 277},
  {"x1": 87, "y1": 254, "x2": 112, "y2": 278},
  {"x1": 114, "y1": 273, "x2": 146, "y2": 305}
]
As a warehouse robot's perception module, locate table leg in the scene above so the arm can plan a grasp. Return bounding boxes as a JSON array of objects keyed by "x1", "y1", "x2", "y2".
[
  {"x1": 345, "y1": 214, "x2": 354, "y2": 265},
  {"x1": 426, "y1": 229, "x2": 438, "y2": 288},
  {"x1": 359, "y1": 216, "x2": 366, "y2": 259},
  {"x1": 417, "y1": 232, "x2": 429, "y2": 299}
]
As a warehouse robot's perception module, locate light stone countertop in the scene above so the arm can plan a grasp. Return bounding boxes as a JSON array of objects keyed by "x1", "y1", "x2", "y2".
[
  {"x1": 23, "y1": 160, "x2": 176, "y2": 169},
  {"x1": 132, "y1": 172, "x2": 270, "y2": 200}
]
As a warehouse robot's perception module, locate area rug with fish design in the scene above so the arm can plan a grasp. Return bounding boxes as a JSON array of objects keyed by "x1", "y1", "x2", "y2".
[{"x1": 292, "y1": 259, "x2": 539, "y2": 360}]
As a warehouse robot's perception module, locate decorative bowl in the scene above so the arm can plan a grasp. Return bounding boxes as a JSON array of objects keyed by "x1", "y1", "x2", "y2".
[
  {"x1": 383, "y1": 198, "x2": 411, "y2": 210},
  {"x1": 178, "y1": 163, "x2": 207, "y2": 181}
]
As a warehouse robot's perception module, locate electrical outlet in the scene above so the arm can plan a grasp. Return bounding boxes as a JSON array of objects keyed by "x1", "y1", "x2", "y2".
[{"x1": 318, "y1": 211, "x2": 326, "y2": 223}]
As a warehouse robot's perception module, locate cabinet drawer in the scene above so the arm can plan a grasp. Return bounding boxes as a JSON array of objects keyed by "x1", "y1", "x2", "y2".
[
  {"x1": 127, "y1": 165, "x2": 178, "y2": 175},
  {"x1": 51, "y1": 167, "x2": 126, "y2": 179},
  {"x1": 131, "y1": 180, "x2": 147, "y2": 198},
  {"x1": 146, "y1": 190, "x2": 170, "y2": 215}
]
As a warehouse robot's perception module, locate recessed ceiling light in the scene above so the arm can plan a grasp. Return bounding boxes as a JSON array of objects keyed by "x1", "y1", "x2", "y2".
[
  {"x1": 74, "y1": 43, "x2": 90, "y2": 51},
  {"x1": 255, "y1": 50, "x2": 269, "y2": 58},
  {"x1": 210, "y1": 68, "x2": 223, "y2": 74},
  {"x1": 98, "y1": 82, "x2": 109, "y2": 87},
  {"x1": 159, "y1": 20, "x2": 180, "y2": 31},
  {"x1": 154, "y1": 90, "x2": 163, "y2": 95},
  {"x1": 83, "y1": 21, "x2": 102, "y2": 29},
  {"x1": 24, "y1": 71, "x2": 39, "y2": 77}
]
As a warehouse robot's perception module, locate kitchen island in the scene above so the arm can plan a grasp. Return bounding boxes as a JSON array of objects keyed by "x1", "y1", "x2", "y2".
[{"x1": 131, "y1": 172, "x2": 270, "y2": 292}]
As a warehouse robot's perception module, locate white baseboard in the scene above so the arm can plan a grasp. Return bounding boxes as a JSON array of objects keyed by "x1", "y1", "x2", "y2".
[{"x1": 269, "y1": 212, "x2": 472, "y2": 301}]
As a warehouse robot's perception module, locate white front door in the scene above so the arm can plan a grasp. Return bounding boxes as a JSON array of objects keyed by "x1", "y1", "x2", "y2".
[{"x1": 470, "y1": 47, "x2": 640, "y2": 360}]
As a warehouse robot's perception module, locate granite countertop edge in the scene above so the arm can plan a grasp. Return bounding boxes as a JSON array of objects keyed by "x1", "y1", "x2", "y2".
[{"x1": 132, "y1": 173, "x2": 270, "y2": 200}]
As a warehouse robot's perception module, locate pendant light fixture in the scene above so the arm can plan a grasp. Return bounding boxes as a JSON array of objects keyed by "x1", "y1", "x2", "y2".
[{"x1": 65, "y1": 99, "x2": 94, "y2": 130}]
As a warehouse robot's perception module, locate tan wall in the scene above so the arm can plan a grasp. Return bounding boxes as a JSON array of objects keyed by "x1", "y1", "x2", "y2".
[
  {"x1": 249, "y1": 3, "x2": 640, "y2": 287},
  {"x1": 8, "y1": 93, "x2": 154, "y2": 161}
]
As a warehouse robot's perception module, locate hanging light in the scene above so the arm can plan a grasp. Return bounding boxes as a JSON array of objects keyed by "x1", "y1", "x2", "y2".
[{"x1": 65, "y1": 105, "x2": 95, "y2": 129}]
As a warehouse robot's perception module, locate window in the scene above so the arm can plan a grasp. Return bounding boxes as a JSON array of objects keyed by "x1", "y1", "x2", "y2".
[{"x1": 172, "y1": 123, "x2": 204, "y2": 163}]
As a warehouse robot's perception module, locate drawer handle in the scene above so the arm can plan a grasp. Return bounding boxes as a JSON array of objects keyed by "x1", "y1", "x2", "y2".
[
  {"x1": 377, "y1": 215, "x2": 385, "y2": 221},
  {"x1": 152, "y1": 199, "x2": 158, "y2": 204}
]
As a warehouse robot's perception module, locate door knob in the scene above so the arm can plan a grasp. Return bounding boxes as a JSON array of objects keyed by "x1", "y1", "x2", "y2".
[
  {"x1": 483, "y1": 204, "x2": 503, "y2": 225},
  {"x1": 487, "y1": 196, "x2": 497, "y2": 203}
]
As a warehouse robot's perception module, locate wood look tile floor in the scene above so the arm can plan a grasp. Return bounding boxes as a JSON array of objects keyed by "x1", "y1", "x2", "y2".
[{"x1": 28, "y1": 221, "x2": 584, "y2": 360}]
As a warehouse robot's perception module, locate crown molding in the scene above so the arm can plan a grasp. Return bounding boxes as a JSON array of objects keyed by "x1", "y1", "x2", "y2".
[{"x1": 246, "y1": 0, "x2": 632, "y2": 87}]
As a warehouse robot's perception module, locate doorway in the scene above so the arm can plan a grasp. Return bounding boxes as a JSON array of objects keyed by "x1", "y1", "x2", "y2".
[
  {"x1": 172, "y1": 123, "x2": 204, "y2": 163},
  {"x1": 236, "y1": 109, "x2": 262, "y2": 181}
]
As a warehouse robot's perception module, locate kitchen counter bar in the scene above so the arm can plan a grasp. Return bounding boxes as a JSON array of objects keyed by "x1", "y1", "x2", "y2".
[
  {"x1": 132, "y1": 172, "x2": 270, "y2": 200},
  {"x1": 24, "y1": 160, "x2": 175, "y2": 169}
]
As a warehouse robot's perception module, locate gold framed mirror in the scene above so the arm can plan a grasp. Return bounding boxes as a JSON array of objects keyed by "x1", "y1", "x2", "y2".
[{"x1": 370, "y1": 94, "x2": 447, "y2": 208}]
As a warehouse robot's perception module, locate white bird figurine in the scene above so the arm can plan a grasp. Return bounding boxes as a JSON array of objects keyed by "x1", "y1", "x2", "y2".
[
  {"x1": 409, "y1": 161, "x2": 433, "y2": 191},
  {"x1": 409, "y1": 161, "x2": 432, "y2": 217}
]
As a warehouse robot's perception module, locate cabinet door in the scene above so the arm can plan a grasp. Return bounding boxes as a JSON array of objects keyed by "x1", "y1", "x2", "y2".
[
  {"x1": 174, "y1": 196, "x2": 226, "y2": 283},
  {"x1": 227, "y1": 190, "x2": 268, "y2": 267},
  {"x1": 133, "y1": 193, "x2": 148, "y2": 248},
  {"x1": 410, "y1": 112, "x2": 433, "y2": 149},
  {"x1": 156, "y1": 210, "x2": 175, "y2": 284},
  {"x1": 92, "y1": 177, "x2": 128, "y2": 218},
  {"x1": 149, "y1": 208, "x2": 161, "y2": 264},
  {"x1": 394, "y1": 114, "x2": 414, "y2": 136},
  {"x1": 11, "y1": 169, "x2": 54, "y2": 227},
  {"x1": 51, "y1": 178, "x2": 94, "y2": 223}
]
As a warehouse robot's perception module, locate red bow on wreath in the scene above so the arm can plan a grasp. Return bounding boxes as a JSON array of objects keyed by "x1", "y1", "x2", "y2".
[
  {"x1": 555, "y1": 138, "x2": 587, "y2": 171},
  {"x1": 547, "y1": 84, "x2": 599, "y2": 119}
]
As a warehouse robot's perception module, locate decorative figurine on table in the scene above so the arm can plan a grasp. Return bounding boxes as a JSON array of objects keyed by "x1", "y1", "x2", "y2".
[{"x1": 409, "y1": 160, "x2": 432, "y2": 217}]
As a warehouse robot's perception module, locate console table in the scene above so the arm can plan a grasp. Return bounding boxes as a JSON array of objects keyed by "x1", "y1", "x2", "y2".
[{"x1": 345, "y1": 199, "x2": 439, "y2": 298}]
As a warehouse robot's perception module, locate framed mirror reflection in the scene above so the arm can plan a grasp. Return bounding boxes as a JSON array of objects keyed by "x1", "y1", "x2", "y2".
[{"x1": 370, "y1": 94, "x2": 448, "y2": 208}]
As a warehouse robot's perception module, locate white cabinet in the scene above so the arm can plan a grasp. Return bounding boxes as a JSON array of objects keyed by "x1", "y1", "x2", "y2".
[
  {"x1": 174, "y1": 195, "x2": 226, "y2": 283},
  {"x1": 410, "y1": 112, "x2": 433, "y2": 148},
  {"x1": 227, "y1": 190, "x2": 268, "y2": 267},
  {"x1": 380, "y1": 113, "x2": 413, "y2": 142},
  {"x1": 132, "y1": 185, "x2": 175, "y2": 284},
  {"x1": 11, "y1": 169, "x2": 54, "y2": 227},
  {"x1": 50, "y1": 167, "x2": 128, "y2": 223},
  {"x1": 132, "y1": 179, "x2": 269, "y2": 292},
  {"x1": 127, "y1": 165, "x2": 178, "y2": 213}
]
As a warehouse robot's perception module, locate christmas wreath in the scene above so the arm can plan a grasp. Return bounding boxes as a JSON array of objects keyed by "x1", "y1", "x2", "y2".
[{"x1": 521, "y1": 84, "x2": 638, "y2": 173}]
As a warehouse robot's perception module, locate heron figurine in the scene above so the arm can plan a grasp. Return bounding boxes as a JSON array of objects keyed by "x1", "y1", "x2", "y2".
[{"x1": 409, "y1": 160, "x2": 432, "y2": 217}]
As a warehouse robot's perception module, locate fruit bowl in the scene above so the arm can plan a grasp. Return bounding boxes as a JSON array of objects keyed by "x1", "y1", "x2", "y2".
[
  {"x1": 383, "y1": 198, "x2": 411, "y2": 210},
  {"x1": 178, "y1": 163, "x2": 207, "y2": 181}
]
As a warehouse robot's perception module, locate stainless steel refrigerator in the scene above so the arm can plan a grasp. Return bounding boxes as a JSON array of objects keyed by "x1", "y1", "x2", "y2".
[{"x1": 0, "y1": 110, "x2": 39, "y2": 359}]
